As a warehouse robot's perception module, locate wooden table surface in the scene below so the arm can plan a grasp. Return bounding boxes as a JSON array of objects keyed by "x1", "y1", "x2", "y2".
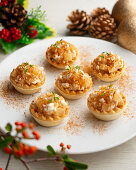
[{"x1": 0, "y1": 0, "x2": 136, "y2": 169}]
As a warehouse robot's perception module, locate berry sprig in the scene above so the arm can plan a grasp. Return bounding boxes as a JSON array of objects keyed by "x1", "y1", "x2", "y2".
[
  {"x1": 0, "y1": 122, "x2": 88, "y2": 170},
  {"x1": 27, "y1": 25, "x2": 38, "y2": 38},
  {"x1": 2, "y1": 122, "x2": 40, "y2": 158},
  {"x1": 0, "y1": 0, "x2": 16, "y2": 6},
  {"x1": 0, "y1": 27, "x2": 21, "y2": 43}
]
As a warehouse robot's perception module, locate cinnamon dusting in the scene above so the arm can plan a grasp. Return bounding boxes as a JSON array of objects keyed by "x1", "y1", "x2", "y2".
[
  {"x1": 91, "y1": 116, "x2": 111, "y2": 135},
  {"x1": 77, "y1": 46, "x2": 97, "y2": 74},
  {"x1": 64, "y1": 113, "x2": 85, "y2": 135},
  {"x1": 0, "y1": 80, "x2": 31, "y2": 110}
]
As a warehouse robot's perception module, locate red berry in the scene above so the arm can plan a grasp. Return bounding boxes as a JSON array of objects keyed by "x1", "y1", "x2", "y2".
[
  {"x1": 61, "y1": 147, "x2": 66, "y2": 152},
  {"x1": 21, "y1": 122, "x2": 27, "y2": 128},
  {"x1": 19, "y1": 143, "x2": 23, "y2": 149},
  {"x1": 14, "y1": 150, "x2": 24, "y2": 157},
  {"x1": 63, "y1": 167, "x2": 67, "y2": 170},
  {"x1": 4, "y1": 147, "x2": 11, "y2": 154},
  {"x1": 16, "y1": 126, "x2": 22, "y2": 132},
  {"x1": 22, "y1": 130, "x2": 29, "y2": 138},
  {"x1": 23, "y1": 145, "x2": 29, "y2": 155},
  {"x1": 67, "y1": 145, "x2": 71, "y2": 150},
  {"x1": 0, "y1": 0, "x2": 16, "y2": 6},
  {"x1": 28, "y1": 146, "x2": 37, "y2": 154},
  {"x1": 29, "y1": 123, "x2": 34, "y2": 130},
  {"x1": 60, "y1": 142, "x2": 64, "y2": 147},
  {"x1": 27, "y1": 25, "x2": 38, "y2": 38},
  {"x1": 15, "y1": 121, "x2": 21, "y2": 126},
  {"x1": 32, "y1": 131, "x2": 40, "y2": 140},
  {"x1": 10, "y1": 27, "x2": 21, "y2": 41}
]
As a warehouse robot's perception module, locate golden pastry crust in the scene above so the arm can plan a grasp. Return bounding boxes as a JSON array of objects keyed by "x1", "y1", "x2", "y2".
[
  {"x1": 29, "y1": 92, "x2": 69, "y2": 127},
  {"x1": 87, "y1": 85, "x2": 126, "y2": 121},
  {"x1": 10, "y1": 62, "x2": 45, "y2": 94},
  {"x1": 46, "y1": 40, "x2": 78, "y2": 69},
  {"x1": 91, "y1": 52, "x2": 126, "y2": 82},
  {"x1": 55, "y1": 66, "x2": 92, "y2": 99}
]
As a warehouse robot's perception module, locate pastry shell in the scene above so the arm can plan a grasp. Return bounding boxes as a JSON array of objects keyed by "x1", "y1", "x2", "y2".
[
  {"x1": 29, "y1": 95, "x2": 69, "y2": 127},
  {"x1": 91, "y1": 63, "x2": 126, "y2": 82},
  {"x1": 47, "y1": 59, "x2": 75, "y2": 69},
  {"x1": 30, "y1": 107, "x2": 68, "y2": 127},
  {"x1": 10, "y1": 76, "x2": 45, "y2": 95},
  {"x1": 46, "y1": 40, "x2": 78, "y2": 69},
  {"x1": 55, "y1": 79, "x2": 92, "y2": 100},
  {"x1": 87, "y1": 93, "x2": 126, "y2": 121}
]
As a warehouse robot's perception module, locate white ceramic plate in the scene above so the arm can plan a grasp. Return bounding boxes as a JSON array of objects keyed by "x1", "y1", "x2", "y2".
[{"x1": 0, "y1": 37, "x2": 136, "y2": 154}]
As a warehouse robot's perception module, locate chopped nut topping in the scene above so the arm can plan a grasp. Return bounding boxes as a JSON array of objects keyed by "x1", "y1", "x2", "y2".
[
  {"x1": 30, "y1": 92, "x2": 69, "y2": 118},
  {"x1": 10, "y1": 63, "x2": 45, "y2": 87},
  {"x1": 56, "y1": 69, "x2": 92, "y2": 92},
  {"x1": 91, "y1": 52, "x2": 125, "y2": 75},
  {"x1": 46, "y1": 40, "x2": 78, "y2": 65},
  {"x1": 88, "y1": 85, "x2": 126, "y2": 112}
]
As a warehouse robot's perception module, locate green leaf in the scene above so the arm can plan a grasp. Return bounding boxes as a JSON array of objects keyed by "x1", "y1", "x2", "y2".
[
  {"x1": 0, "y1": 39, "x2": 17, "y2": 54},
  {"x1": 16, "y1": 32, "x2": 34, "y2": 45},
  {"x1": 62, "y1": 154, "x2": 74, "y2": 162},
  {"x1": 64, "y1": 161, "x2": 88, "y2": 170},
  {"x1": 47, "y1": 145, "x2": 56, "y2": 156},
  {"x1": 0, "y1": 136, "x2": 13, "y2": 149},
  {"x1": 17, "y1": 0, "x2": 28, "y2": 8},
  {"x1": 5, "y1": 123, "x2": 12, "y2": 132},
  {"x1": 33, "y1": 22, "x2": 49, "y2": 39},
  {"x1": 17, "y1": 0, "x2": 24, "y2": 6}
]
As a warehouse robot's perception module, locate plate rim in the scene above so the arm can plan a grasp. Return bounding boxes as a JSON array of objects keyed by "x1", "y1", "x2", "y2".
[{"x1": 0, "y1": 36, "x2": 136, "y2": 154}]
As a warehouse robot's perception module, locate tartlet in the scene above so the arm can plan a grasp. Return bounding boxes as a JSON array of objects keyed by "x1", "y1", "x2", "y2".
[
  {"x1": 46, "y1": 39, "x2": 78, "y2": 69},
  {"x1": 29, "y1": 92, "x2": 69, "y2": 127},
  {"x1": 55, "y1": 66, "x2": 92, "y2": 99},
  {"x1": 10, "y1": 62, "x2": 45, "y2": 94},
  {"x1": 87, "y1": 85, "x2": 126, "y2": 121},
  {"x1": 91, "y1": 52, "x2": 126, "y2": 82}
]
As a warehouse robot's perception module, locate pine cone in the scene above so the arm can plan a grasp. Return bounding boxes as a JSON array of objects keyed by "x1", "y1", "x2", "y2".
[
  {"x1": 89, "y1": 14, "x2": 117, "y2": 40},
  {"x1": 67, "y1": 9, "x2": 91, "y2": 35},
  {"x1": 90, "y1": 8, "x2": 110, "y2": 20},
  {"x1": 0, "y1": 3, "x2": 27, "y2": 28}
]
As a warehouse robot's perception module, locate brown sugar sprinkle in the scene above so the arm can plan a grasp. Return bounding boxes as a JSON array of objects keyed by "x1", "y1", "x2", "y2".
[
  {"x1": 91, "y1": 116, "x2": 111, "y2": 135},
  {"x1": 116, "y1": 66, "x2": 136, "y2": 95},
  {"x1": 64, "y1": 112, "x2": 85, "y2": 135},
  {"x1": 76, "y1": 46, "x2": 97, "y2": 74},
  {"x1": 0, "y1": 80, "x2": 31, "y2": 110},
  {"x1": 115, "y1": 66, "x2": 136, "y2": 119},
  {"x1": 123, "y1": 106, "x2": 135, "y2": 120}
]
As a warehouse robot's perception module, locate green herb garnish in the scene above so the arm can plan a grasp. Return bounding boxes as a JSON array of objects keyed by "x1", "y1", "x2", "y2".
[
  {"x1": 48, "y1": 100, "x2": 53, "y2": 103},
  {"x1": 23, "y1": 62, "x2": 33, "y2": 73},
  {"x1": 101, "y1": 91, "x2": 106, "y2": 97},
  {"x1": 66, "y1": 65, "x2": 72, "y2": 70},
  {"x1": 102, "y1": 52, "x2": 109, "y2": 54},
  {"x1": 52, "y1": 92, "x2": 59, "y2": 101},
  {"x1": 48, "y1": 92, "x2": 59, "y2": 103},
  {"x1": 100, "y1": 52, "x2": 109, "y2": 58},
  {"x1": 53, "y1": 39, "x2": 63, "y2": 48},
  {"x1": 110, "y1": 84, "x2": 113, "y2": 88},
  {"x1": 75, "y1": 65, "x2": 81, "y2": 70},
  {"x1": 66, "y1": 65, "x2": 81, "y2": 71},
  {"x1": 100, "y1": 55, "x2": 104, "y2": 58}
]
